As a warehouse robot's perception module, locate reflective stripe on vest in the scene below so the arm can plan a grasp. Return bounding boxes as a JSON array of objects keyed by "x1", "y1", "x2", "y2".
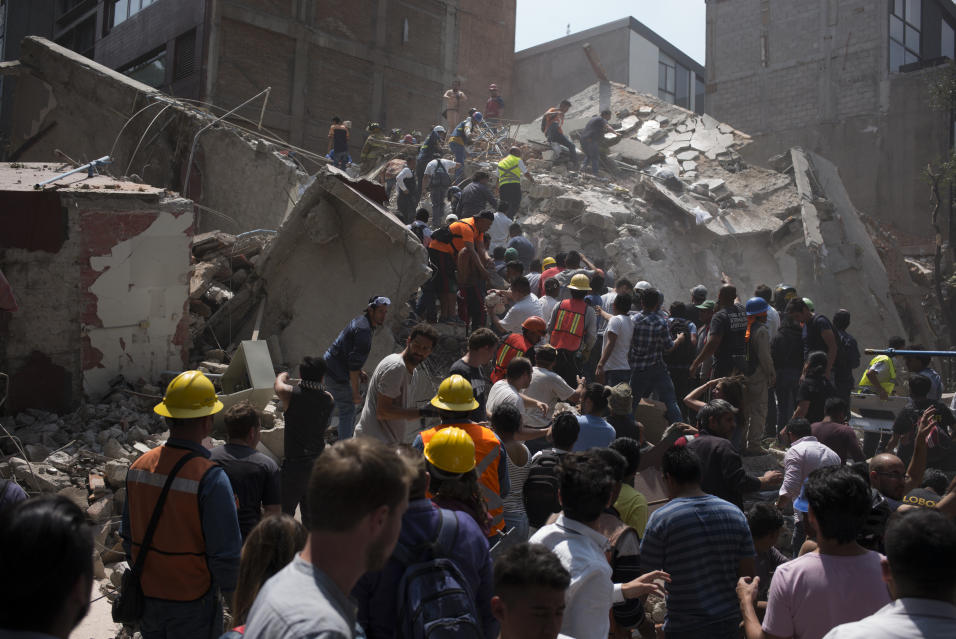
[
  {"x1": 858, "y1": 355, "x2": 896, "y2": 394},
  {"x1": 449, "y1": 119, "x2": 470, "y2": 146},
  {"x1": 490, "y1": 334, "x2": 531, "y2": 383},
  {"x1": 127, "y1": 445, "x2": 216, "y2": 601},
  {"x1": 420, "y1": 423, "x2": 505, "y2": 534},
  {"x1": 550, "y1": 298, "x2": 587, "y2": 352},
  {"x1": 497, "y1": 155, "x2": 522, "y2": 186}
]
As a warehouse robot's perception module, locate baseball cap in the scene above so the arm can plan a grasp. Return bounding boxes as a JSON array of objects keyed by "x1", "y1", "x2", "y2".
[
  {"x1": 368, "y1": 296, "x2": 391, "y2": 307},
  {"x1": 696, "y1": 300, "x2": 716, "y2": 311}
]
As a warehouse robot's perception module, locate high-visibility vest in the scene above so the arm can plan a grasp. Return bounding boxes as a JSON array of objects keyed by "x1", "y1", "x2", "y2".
[
  {"x1": 550, "y1": 298, "x2": 587, "y2": 352},
  {"x1": 497, "y1": 154, "x2": 522, "y2": 186},
  {"x1": 420, "y1": 423, "x2": 506, "y2": 535},
  {"x1": 126, "y1": 445, "x2": 218, "y2": 601},
  {"x1": 491, "y1": 333, "x2": 533, "y2": 383},
  {"x1": 858, "y1": 354, "x2": 897, "y2": 395}
]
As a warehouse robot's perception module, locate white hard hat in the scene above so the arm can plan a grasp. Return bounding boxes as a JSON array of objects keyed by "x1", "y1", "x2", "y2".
[
  {"x1": 635, "y1": 280, "x2": 652, "y2": 290},
  {"x1": 444, "y1": 213, "x2": 458, "y2": 224},
  {"x1": 434, "y1": 125, "x2": 446, "y2": 134}
]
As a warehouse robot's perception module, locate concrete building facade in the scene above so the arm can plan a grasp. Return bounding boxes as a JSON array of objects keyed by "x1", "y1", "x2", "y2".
[
  {"x1": 1, "y1": 0, "x2": 516, "y2": 158},
  {"x1": 512, "y1": 17, "x2": 705, "y2": 122},
  {"x1": 705, "y1": 0, "x2": 956, "y2": 245}
]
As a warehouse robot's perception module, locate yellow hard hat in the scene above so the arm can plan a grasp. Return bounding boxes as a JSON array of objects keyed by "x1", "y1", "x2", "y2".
[
  {"x1": 424, "y1": 427, "x2": 476, "y2": 474},
  {"x1": 541, "y1": 256, "x2": 556, "y2": 268},
  {"x1": 154, "y1": 370, "x2": 224, "y2": 419},
  {"x1": 567, "y1": 273, "x2": 591, "y2": 291},
  {"x1": 430, "y1": 374, "x2": 480, "y2": 412}
]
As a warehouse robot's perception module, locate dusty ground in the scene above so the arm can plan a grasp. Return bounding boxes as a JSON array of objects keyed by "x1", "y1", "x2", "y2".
[{"x1": 72, "y1": 588, "x2": 120, "y2": 639}]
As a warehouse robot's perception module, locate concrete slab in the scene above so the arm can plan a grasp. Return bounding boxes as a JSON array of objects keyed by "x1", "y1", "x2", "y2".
[{"x1": 613, "y1": 138, "x2": 661, "y2": 167}]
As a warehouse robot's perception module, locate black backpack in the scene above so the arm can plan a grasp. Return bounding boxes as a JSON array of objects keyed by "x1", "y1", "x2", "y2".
[
  {"x1": 431, "y1": 160, "x2": 451, "y2": 189},
  {"x1": 835, "y1": 329, "x2": 860, "y2": 372},
  {"x1": 430, "y1": 224, "x2": 454, "y2": 245},
  {"x1": 393, "y1": 508, "x2": 483, "y2": 639},
  {"x1": 523, "y1": 450, "x2": 564, "y2": 528}
]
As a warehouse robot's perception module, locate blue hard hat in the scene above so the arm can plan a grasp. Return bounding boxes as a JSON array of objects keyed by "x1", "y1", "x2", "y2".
[
  {"x1": 746, "y1": 296, "x2": 770, "y2": 316},
  {"x1": 473, "y1": 111, "x2": 483, "y2": 122}
]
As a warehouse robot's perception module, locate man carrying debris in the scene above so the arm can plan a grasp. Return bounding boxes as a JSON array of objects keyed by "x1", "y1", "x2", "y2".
[
  {"x1": 274, "y1": 357, "x2": 334, "y2": 525},
  {"x1": 443, "y1": 79, "x2": 467, "y2": 127},
  {"x1": 421, "y1": 155, "x2": 460, "y2": 227},
  {"x1": 355, "y1": 323, "x2": 439, "y2": 443},
  {"x1": 324, "y1": 296, "x2": 390, "y2": 440},
  {"x1": 497, "y1": 147, "x2": 531, "y2": 216},
  {"x1": 547, "y1": 273, "x2": 597, "y2": 387},
  {"x1": 210, "y1": 401, "x2": 281, "y2": 540},
  {"x1": 327, "y1": 116, "x2": 350, "y2": 170},
  {"x1": 580, "y1": 109, "x2": 618, "y2": 174},
  {"x1": 121, "y1": 370, "x2": 241, "y2": 638},
  {"x1": 448, "y1": 111, "x2": 484, "y2": 182},
  {"x1": 542, "y1": 100, "x2": 577, "y2": 169}
]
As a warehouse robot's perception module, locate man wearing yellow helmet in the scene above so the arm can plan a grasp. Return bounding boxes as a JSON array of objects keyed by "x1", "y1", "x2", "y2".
[
  {"x1": 413, "y1": 375, "x2": 511, "y2": 540},
  {"x1": 120, "y1": 370, "x2": 241, "y2": 637},
  {"x1": 547, "y1": 272, "x2": 597, "y2": 387}
]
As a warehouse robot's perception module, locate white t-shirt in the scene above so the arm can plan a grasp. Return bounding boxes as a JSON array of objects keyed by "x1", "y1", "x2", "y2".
[
  {"x1": 488, "y1": 212, "x2": 511, "y2": 249},
  {"x1": 486, "y1": 379, "x2": 523, "y2": 419},
  {"x1": 540, "y1": 296, "x2": 559, "y2": 331},
  {"x1": 524, "y1": 367, "x2": 574, "y2": 428},
  {"x1": 424, "y1": 158, "x2": 457, "y2": 176},
  {"x1": 767, "y1": 305, "x2": 781, "y2": 336},
  {"x1": 396, "y1": 166, "x2": 414, "y2": 192},
  {"x1": 500, "y1": 294, "x2": 543, "y2": 333},
  {"x1": 355, "y1": 354, "x2": 420, "y2": 443},
  {"x1": 604, "y1": 314, "x2": 634, "y2": 372}
]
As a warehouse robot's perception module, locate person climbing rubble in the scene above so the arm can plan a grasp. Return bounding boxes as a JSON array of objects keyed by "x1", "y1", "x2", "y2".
[
  {"x1": 580, "y1": 109, "x2": 618, "y2": 174},
  {"x1": 541, "y1": 99, "x2": 577, "y2": 168},
  {"x1": 416, "y1": 125, "x2": 446, "y2": 194},
  {"x1": 448, "y1": 111, "x2": 483, "y2": 182},
  {"x1": 360, "y1": 122, "x2": 389, "y2": 174},
  {"x1": 497, "y1": 147, "x2": 532, "y2": 217},
  {"x1": 421, "y1": 155, "x2": 460, "y2": 227},
  {"x1": 327, "y1": 116, "x2": 350, "y2": 170}
]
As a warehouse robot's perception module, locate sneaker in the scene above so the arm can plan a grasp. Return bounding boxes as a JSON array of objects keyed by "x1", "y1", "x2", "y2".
[{"x1": 743, "y1": 445, "x2": 770, "y2": 457}]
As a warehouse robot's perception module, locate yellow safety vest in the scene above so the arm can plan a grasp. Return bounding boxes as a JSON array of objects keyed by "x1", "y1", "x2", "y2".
[
  {"x1": 497, "y1": 154, "x2": 522, "y2": 186},
  {"x1": 858, "y1": 354, "x2": 896, "y2": 394}
]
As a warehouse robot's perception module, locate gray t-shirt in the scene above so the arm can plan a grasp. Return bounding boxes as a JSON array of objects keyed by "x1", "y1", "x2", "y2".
[
  {"x1": 355, "y1": 353, "x2": 419, "y2": 443},
  {"x1": 243, "y1": 555, "x2": 358, "y2": 639}
]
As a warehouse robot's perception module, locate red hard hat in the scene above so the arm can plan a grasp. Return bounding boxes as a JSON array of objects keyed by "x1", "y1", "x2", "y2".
[{"x1": 522, "y1": 316, "x2": 547, "y2": 333}]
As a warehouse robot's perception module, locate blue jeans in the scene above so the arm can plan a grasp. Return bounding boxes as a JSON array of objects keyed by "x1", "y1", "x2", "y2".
[
  {"x1": 775, "y1": 368, "x2": 801, "y2": 435},
  {"x1": 581, "y1": 136, "x2": 600, "y2": 173},
  {"x1": 430, "y1": 187, "x2": 446, "y2": 227},
  {"x1": 501, "y1": 510, "x2": 529, "y2": 549},
  {"x1": 332, "y1": 150, "x2": 349, "y2": 170},
  {"x1": 448, "y1": 141, "x2": 466, "y2": 181},
  {"x1": 141, "y1": 588, "x2": 222, "y2": 639},
  {"x1": 606, "y1": 369, "x2": 631, "y2": 386},
  {"x1": 630, "y1": 363, "x2": 682, "y2": 425},
  {"x1": 326, "y1": 377, "x2": 357, "y2": 440}
]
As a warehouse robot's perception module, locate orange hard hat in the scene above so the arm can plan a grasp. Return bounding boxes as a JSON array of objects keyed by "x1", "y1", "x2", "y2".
[{"x1": 522, "y1": 316, "x2": 547, "y2": 333}]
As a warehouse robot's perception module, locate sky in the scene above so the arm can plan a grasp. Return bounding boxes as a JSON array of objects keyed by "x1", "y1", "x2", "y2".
[{"x1": 514, "y1": 0, "x2": 707, "y2": 65}]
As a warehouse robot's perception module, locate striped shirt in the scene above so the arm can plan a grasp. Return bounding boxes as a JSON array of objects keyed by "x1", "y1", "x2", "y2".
[{"x1": 640, "y1": 494, "x2": 755, "y2": 634}]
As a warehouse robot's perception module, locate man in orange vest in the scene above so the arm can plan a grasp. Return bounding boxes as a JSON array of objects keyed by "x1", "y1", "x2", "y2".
[
  {"x1": 548, "y1": 273, "x2": 597, "y2": 387},
  {"x1": 427, "y1": 210, "x2": 494, "y2": 325},
  {"x1": 491, "y1": 315, "x2": 547, "y2": 383},
  {"x1": 413, "y1": 375, "x2": 511, "y2": 541},
  {"x1": 542, "y1": 99, "x2": 577, "y2": 169},
  {"x1": 121, "y1": 370, "x2": 242, "y2": 638}
]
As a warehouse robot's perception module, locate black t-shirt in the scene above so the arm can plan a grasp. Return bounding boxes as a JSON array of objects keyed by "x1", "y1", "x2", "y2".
[
  {"x1": 805, "y1": 314, "x2": 833, "y2": 358},
  {"x1": 797, "y1": 375, "x2": 837, "y2": 423},
  {"x1": 210, "y1": 443, "x2": 281, "y2": 539},
  {"x1": 284, "y1": 386, "x2": 334, "y2": 459},
  {"x1": 892, "y1": 398, "x2": 955, "y2": 466},
  {"x1": 710, "y1": 304, "x2": 747, "y2": 376},
  {"x1": 903, "y1": 487, "x2": 941, "y2": 509},
  {"x1": 607, "y1": 414, "x2": 641, "y2": 441},
  {"x1": 582, "y1": 116, "x2": 607, "y2": 141},
  {"x1": 449, "y1": 358, "x2": 490, "y2": 421}
]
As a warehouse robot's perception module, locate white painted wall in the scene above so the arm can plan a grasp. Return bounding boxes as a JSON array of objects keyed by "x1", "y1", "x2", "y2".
[{"x1": 628, "y1": 31, "x2": 660, "y2": 96}]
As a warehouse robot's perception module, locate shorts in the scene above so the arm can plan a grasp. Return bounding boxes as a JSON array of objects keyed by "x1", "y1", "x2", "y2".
[{"x1": 429, "y1": 248, "x2": 457, "y2": 294}]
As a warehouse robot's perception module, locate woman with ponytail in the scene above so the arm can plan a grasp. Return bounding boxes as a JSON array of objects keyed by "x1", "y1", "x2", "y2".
[
  {"x1": 741, "y1": 297, "x2": 776, "y2": 456},
  {"x1": 573, "y1": 383, "x2": 616, "y2": 451},
  {"x1": 792, "y1": 350, "x2": 837, "y2": 424}
]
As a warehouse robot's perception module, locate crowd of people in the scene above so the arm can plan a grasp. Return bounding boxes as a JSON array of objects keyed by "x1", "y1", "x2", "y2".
[{"x1": 4, "y1": 88, "x2": 956, "y2": 639}]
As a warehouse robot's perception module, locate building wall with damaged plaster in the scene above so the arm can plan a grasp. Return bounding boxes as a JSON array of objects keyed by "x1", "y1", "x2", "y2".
[
  {"x1": 706, "y1": 0, "x2": 952, "y2": 242},
  {"x1": 0, "y1": 180, "x2": 193, "y2": 411}
]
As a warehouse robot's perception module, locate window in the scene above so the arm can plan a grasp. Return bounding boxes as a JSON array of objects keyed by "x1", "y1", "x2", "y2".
[
  {"x1": 659, "y1": 53, "x2": 676, "y2": 103},
  {"x1": 173, "y1": 29, "x2": 195, "y2": 81},
  {"x1": 56, "y1": 15, "x2": 95, "y2": 58},
  {"x1": 121, "y1": 48, "x2": 166, "y2": 88},
  {"x1": 112, "y1": 0, "x2": 159, "y2": 28},
  {"x1": 675, "y1": 65, "x2": 691, "y2": 109},
  {"x1": 890, "y1": 0, "x2": 920, "y2": 71},
  {"x1": 695, "y1": 76, "x2": 706, "y2": 114},
  {"x1": 943, "y1": 21, "x2": 955, "y2": 60}
]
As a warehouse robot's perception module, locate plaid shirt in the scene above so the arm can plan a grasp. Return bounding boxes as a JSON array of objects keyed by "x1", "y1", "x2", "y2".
[{"x1": 628, "y1": 310, "x2": 674, "y2": 371}]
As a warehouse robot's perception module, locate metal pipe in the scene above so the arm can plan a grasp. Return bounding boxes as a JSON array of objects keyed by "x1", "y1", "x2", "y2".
[
  {"x1": 864, "y1": 348, "x2": 956, "y2": 357},
  {"x1": 34, "y1": 156, "x2": 111, "y2": 189}
]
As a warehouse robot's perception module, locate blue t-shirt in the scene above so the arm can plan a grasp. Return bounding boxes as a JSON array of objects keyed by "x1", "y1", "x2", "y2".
[
  {"x1": 572, "y1": 415, "x2": 615, "y2": 451},
  {"x1": 324, "y1": 314, "x2": 373, "y2": 384},
  {"x1": 640, "y1": 494, "x2": 756, "y2": 633}
]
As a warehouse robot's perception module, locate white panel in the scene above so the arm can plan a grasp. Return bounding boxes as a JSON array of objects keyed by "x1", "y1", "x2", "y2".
[{"x1": 628, "y1": 31, "x2": 660, "y2": 95}]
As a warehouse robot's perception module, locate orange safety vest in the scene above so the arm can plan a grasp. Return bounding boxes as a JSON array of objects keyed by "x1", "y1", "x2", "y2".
[
  {"x1": 126, "y1": 445, "x2": 217, "y2": 601},
  {"x1": 429, "y1": 217, "x2": 482, "y2": 256},
  {"x1": 420, "y1": 423, "x2": 506, "y2": 535},
  {"x1": 491, "y1": 333, "x2": 533, "y2": 383},
  {"x1": 550, "y1": 298, "x2": 587, "y2": 352}
]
